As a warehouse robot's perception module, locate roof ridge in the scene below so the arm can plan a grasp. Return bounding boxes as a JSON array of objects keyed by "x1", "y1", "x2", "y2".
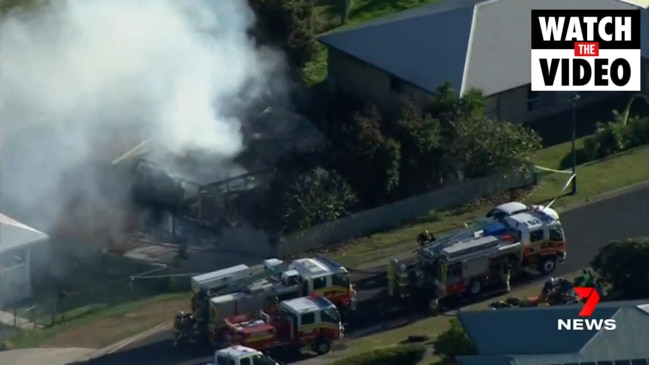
[{"x1": 459, "y1": 5, "x2": 479, "y2": 95}]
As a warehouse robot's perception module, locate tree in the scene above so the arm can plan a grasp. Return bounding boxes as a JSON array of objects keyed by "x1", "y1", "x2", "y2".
[
  {"x1": 248, "y1": 0, "x2": 317, "y2": 74},
  {"x1": 446, "y1": 115, "x2": 542, "y2": 179},
  {"x1": 591, "y1": 238, "x2": 649, "y2": 300},
  {"x1": 428, "y1": 83, "x2": 486, "y2": 125},
  {"x1": 334, "y1": 106, "x2": 401, "y2": 206},
  {"x1": 331, "y1": 0, "x2": 352, "y2": 25},
  {"x1": 391, "y1": 97, "x2": 444, "y2": 195},
  {"x1": 275, "y1": 168, "x2": 358, "y2": 232},
  {"x1": 433, "y1": 319, "x2": 476, "y2": 361}
]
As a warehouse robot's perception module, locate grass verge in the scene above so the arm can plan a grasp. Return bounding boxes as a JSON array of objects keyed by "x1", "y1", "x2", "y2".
[
  {"x1": 4, "y1": 292, "x2": 188, "y2": 349},
  {"x1": 325, "y1": 143, "x2": 649, "y2": 268}
]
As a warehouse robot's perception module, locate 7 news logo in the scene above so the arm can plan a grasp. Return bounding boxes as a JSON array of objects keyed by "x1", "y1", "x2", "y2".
[
  {"x1": 557, "y1": 287, "x2": 617, "y2": 331},
  {"x1": 531, "y1": 9, "x2": 641, "y2": 92}
]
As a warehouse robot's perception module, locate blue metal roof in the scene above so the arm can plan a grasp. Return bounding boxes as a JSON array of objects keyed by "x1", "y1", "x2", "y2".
[
  {"x1": 319, "y1": 0, "x2": 482, "y2": 94},
  {"x1": 319, "y1": 0, "x2": 649, "y2": 96},
  {"x1": 457, "y1": 304, "x2": 620, "y2": 355}
]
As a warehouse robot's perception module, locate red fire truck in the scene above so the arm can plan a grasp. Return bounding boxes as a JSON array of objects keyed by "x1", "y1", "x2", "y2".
[
  {"x1": 432, "y1": 209, "x2": 567, "y2": 301},
  {"x1": 219, "y1": 294, "x2": 343, "y2": 355},
  {"x1": 388, "y1": 206, "x2": 567, "y2": 304}
]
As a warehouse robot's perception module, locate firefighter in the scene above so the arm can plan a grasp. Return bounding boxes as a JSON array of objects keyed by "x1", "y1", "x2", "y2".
[
  {"x1": 396, "y1": 263, "x2": 410, "y2": 298},
  {"x1": 417, "y1": 230, "x2": 430, "y2": 246},
  {"x1": 265, "y1": 296, "x2": 280, "y2": 314},
  {"x1": 501, "y1": 258, "x2": 512, "y2": 292},
  {"x1": 417, "y1": 230, "x2": 435, "y2": 246},
  {"x1": 542, "y1": 276, "x2": 554, "y2": 297}
]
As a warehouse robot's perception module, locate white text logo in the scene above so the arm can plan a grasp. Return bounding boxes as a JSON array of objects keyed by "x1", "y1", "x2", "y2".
[{"x1": 557, "y1": 319, "x2": 617, "y2": 331}]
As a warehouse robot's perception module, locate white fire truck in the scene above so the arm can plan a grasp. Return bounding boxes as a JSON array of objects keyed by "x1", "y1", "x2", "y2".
[
  {"x1": 388, "y1": 205, "x2": 567, "y2": 302},
  {"x1": 207, "y1": 345, "x2": 280, "y2": 365},
  {"x1": 214, "y1": 294, "x2": 343, "y2": 356}
]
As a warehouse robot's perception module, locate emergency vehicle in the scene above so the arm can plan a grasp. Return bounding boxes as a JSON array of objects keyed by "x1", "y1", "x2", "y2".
[
  {"x1": 189, "y1": 256, "x2": 356, "y2": 318},
  {"x1": 207, "y1": 345, "x2": 280, "y2": 365},
  {"x1": 388, "y1": 206, "x2": 567, "y2": 301},
  {"x1": 179, "y1": 256, "x2": 355, "y2": 347},
  {"x1": 215, "y1": 294, "x2": 343, "y2": 356}
]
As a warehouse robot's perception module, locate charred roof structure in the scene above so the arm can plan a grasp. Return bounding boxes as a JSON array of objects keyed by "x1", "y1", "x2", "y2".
[{"x1": 112, "y1": 108, "x2": 325, "y2": 232}]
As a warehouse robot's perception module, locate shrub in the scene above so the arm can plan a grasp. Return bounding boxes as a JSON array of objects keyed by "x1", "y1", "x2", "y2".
[
  {"x1": 558, "y1": 147, "x2": 590, "y2": 170},
  {"x1": 562, "y1": 113, "x2": 649, "y2": 167},
  {"x1": 433, "y1": 318, "x2": 477, "y2": 360},
  {"x1": 331, "y1": 344, "x2": 427, "y2": 365}
]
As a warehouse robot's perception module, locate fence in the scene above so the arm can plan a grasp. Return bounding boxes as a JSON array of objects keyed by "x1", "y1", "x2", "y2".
[
  {"x1": 0, "y1": 247, "x2": 198, "y2": 331},
  {"x1": 278, "y1": 167, "x2": 535, "y2": 256},
  {"x1": 12, "y1": 268, "x2": 194, "y2": 329}
]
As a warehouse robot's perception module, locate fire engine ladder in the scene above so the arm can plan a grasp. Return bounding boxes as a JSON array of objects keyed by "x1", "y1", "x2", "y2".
[{"x1": 211, "y1": 262, "x2": 289, "y2": 297}]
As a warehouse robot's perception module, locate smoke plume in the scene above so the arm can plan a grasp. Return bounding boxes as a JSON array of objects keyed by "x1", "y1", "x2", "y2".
[{"x1": 1, "y1": 0, "x2": 287, "y2": 240}]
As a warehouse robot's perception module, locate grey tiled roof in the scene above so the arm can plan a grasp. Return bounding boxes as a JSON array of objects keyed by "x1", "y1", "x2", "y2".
[{"x1": 320, "y1": 0, "x2": 649, "y2": 96}]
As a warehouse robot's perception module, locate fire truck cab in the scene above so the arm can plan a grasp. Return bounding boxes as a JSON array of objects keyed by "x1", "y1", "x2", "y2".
[
  {"x1": 503, "y1": 210, "x2": 567, "y2": 273},
  {"x1": 208, "y1": 345, "x2": 279, "y2": 365},
  {"x1": 222, "y1": 295, "x2": 343, "y2": 356},
  {"x1": 287, "y1": 257, "x2": 356, "y2": 311}
]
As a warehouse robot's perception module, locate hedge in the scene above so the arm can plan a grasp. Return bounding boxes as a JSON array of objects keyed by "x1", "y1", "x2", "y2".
[
  {"x1": 330, "y1": 344, "x2": 427, "y2": 365},
  {"x1": 560, "y1": 114, "x2": 649, "y2": 169}
]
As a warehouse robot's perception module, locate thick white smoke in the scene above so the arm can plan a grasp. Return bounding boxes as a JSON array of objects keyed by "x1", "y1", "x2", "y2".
[{"x1": 1, "y1": 0, "x2": 287, "y2": 236}]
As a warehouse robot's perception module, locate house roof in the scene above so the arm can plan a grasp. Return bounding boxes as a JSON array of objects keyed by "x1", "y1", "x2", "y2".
[
  {"x1": 0, "y1": 213, "x2": 49, "y2": 255},
  {"x1": 457, "y1": 300, "x2": 649, "y2": 365},
  {"x1": 319, "y1": 0, "x2": 649, "y2": 96}
]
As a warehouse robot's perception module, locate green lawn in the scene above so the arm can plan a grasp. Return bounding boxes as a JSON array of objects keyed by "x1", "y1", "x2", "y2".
[
  {"x1": 305, "y1": 0, "x2": 440, "y2": 84},
  {"x1": 4, "y1": 292, "x2": 188, "y2": 349}
]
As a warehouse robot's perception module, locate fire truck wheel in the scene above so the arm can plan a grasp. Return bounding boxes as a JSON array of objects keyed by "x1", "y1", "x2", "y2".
[
  {"x1": 468, "y1": 280, "x2": 482, "y2": 296},
  {"x1": 312, "y1": 337, "x2": 332, "y2": 355},
  {"x1": 538, "y1": 256, "x2": 557, "y2": 275}
]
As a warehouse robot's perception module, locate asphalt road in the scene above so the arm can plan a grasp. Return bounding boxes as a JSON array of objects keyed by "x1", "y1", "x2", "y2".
[{"x1": 78, "y1": 183, "x2": 649, "y2": 365}]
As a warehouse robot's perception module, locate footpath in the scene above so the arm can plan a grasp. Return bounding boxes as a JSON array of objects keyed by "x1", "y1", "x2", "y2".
[{"x1": 0, "y1": 347, "x2": 95, "y2": 365}]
